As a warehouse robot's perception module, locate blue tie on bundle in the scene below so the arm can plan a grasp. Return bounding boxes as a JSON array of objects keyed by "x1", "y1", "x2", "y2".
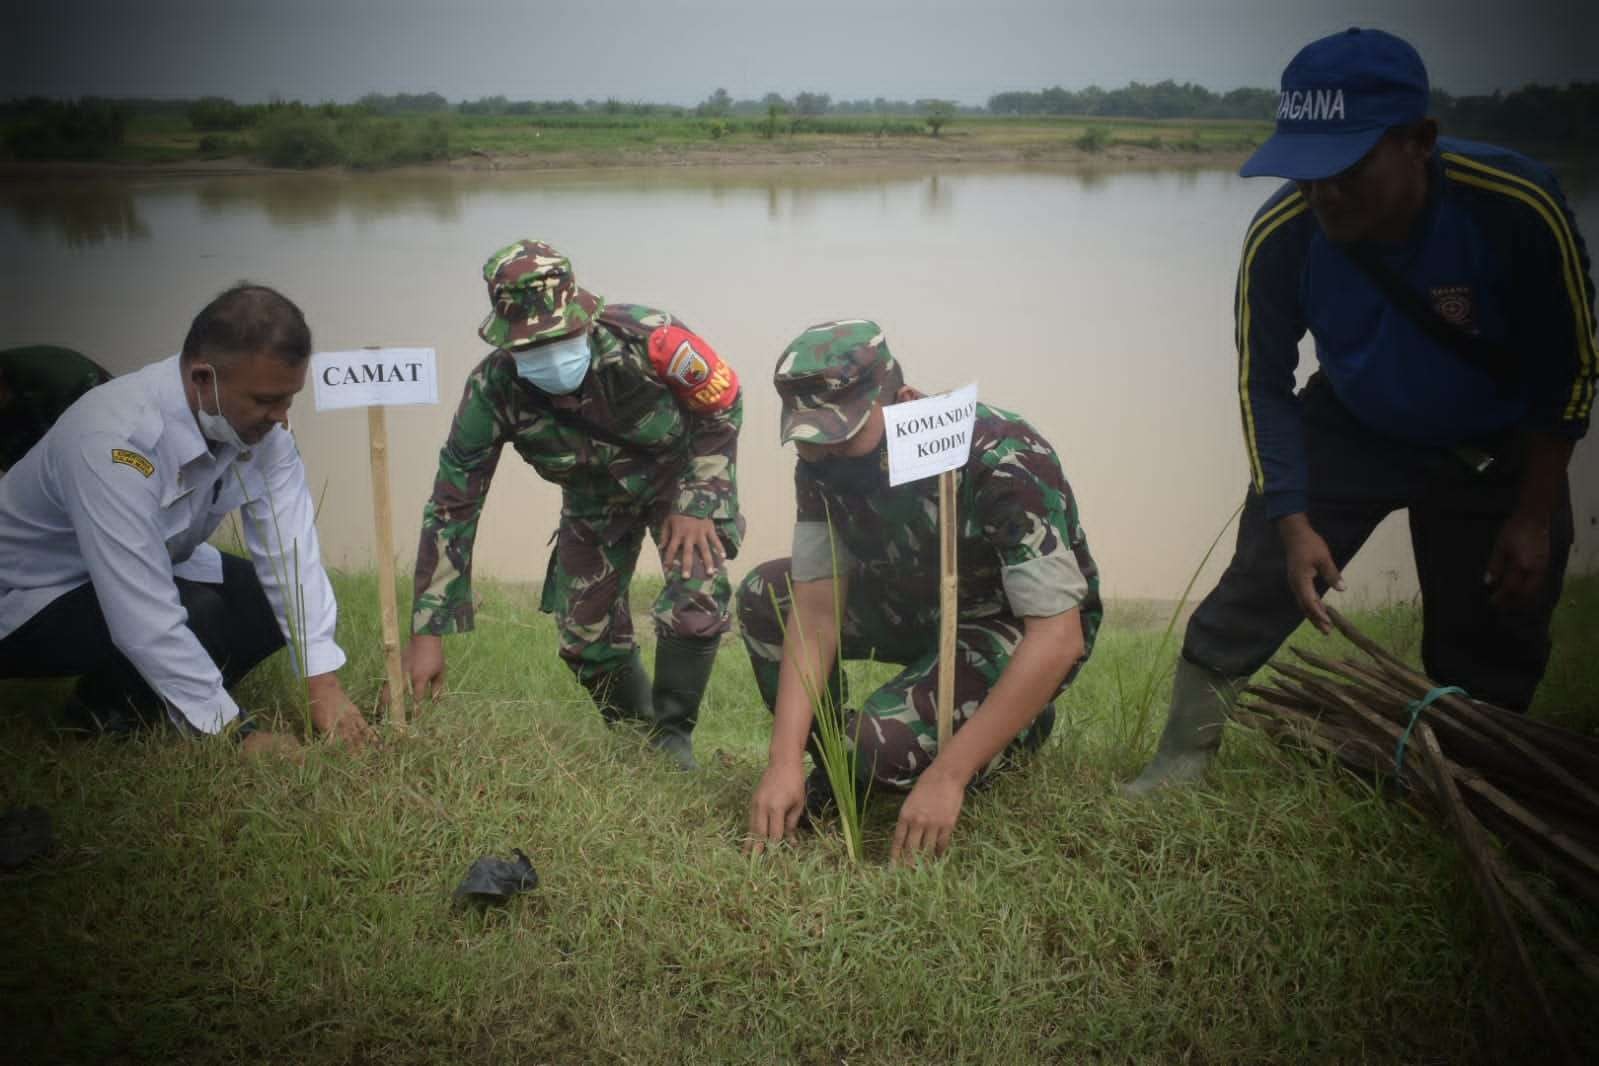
[{"x1": 1394, "y1": 686, "x2": 1467, "y2": 773}]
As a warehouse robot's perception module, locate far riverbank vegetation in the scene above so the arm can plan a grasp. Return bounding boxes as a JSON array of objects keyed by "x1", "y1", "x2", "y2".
[{"x1": 2, "y1": 80, "x2": 1595, "y2": 171}]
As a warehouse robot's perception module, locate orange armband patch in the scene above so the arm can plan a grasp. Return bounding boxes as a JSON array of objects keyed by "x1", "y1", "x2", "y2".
[{"x1": 647, "y1": 325, "x2": 739, "y2": 414}]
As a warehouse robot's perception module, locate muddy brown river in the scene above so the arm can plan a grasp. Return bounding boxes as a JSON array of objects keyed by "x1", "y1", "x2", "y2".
[{"x1": 3, "y1": 163, "x2": 1595, "y2": 608}]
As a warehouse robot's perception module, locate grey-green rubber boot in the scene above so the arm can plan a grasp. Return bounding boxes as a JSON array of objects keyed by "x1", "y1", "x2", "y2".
[
  {"x1": 581, "y1": 649, "x2": 655, "y2": 731},
  {"x1": 650, "y1": 634, "x2": 720, "y2": 772},
  {"x1": 1120, "y1": 657, "x2": 1247, "y2": 797}
]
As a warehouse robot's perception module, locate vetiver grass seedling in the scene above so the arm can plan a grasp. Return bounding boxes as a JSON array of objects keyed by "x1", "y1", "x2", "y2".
[
  {"x1": 769, "y1": 512, "x2": 867, "y2": 862},
  {"x1": 233, "y1": 469, "x2": 312, "y2": 732}
]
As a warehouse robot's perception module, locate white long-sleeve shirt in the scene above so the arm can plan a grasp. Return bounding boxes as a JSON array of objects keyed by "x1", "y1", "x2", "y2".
[{"x1": 0, "y1": 354, "x2": 345, "y2": 733}]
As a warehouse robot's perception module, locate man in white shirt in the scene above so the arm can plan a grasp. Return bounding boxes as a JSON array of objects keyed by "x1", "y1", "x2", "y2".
[{"x1": 0, "y1": 285, "x2": 373, "y2": 753}]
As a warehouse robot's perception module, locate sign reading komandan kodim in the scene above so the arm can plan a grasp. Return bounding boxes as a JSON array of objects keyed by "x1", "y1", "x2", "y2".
[{"x1": 884, "y1": 382, "x2": 978, "y2": 487}]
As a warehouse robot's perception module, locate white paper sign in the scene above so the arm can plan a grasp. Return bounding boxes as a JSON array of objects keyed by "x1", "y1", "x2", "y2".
[
  {"x1": 884, "y1": 382, "x2": 978, "y2": 487},
  {"x1": 311, "y1": 348, "x2": 438, "y2": 411}
]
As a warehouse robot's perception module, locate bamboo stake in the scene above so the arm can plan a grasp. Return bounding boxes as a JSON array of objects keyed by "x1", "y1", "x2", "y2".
[
  {"x1": 368, "y1": 405, "x2": 407, "y2": 727},
  {"x1": 1240, "y1": 611, "x2": 1599, "y2": 1000},
  {"x1": 1492, "y1": 863, "x2": 1599, "y2": 986},
  {"x1": 1364, "y1": 658, "x2": 1599, "y2": 812},
  {"x1": 1456, "y1": 773, "x2": 1599, "y2": 883},
  {"x1": 1485, "y1": 814, "x2": 1599, "y2": 910},
  {"x1": 1294, "y1": 651, "x2": 1509, "y2": 764},
  {"x1": 1415, "y1": 723, "x2": 1580, "y2": 1066},
  {"x1": 1334, "y1": 647, "x2": 1599, "y2": 804},
  {"x1": 936, "y1": 469, "x2": 957, "y2": 748}
]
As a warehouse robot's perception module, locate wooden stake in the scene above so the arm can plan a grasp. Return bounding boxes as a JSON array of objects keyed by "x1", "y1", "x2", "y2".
[
  {"x1": 1416, "y1": 723, "x2": 1580, "y2": 1066},
  {"x1": 368, "y1": 405, "x2": 406, "y2": 727},
  {"x1": 936, "y1": 469, "x2": 958, "y2": 747}
]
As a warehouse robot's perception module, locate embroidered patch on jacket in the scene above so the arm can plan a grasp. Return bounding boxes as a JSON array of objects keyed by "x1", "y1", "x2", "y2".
[
  {"x1": 110, "y1": 448, "x2": 155, "y2": 478},
  {"x1": 668, "y1": 340, "x2": 711, "y2": 387},
  {"x1": 1430, "y1": 285, "x2": 1477, "y2": 332},
  {"x1": 647, "y1": 325, "x2": 739, "y2": 413}
]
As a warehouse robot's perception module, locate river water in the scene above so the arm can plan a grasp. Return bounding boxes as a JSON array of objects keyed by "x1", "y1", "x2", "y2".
[{"x1": 2, "y1": 164, "x2": 1595, "y2": 607}]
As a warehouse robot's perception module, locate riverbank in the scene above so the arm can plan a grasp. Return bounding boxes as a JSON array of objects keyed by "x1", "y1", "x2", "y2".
[
  {"x1": 0, "y1": 141, "x2": 1255, "y2": 181},
  {"x1": 1, "y1": 112, "x2": 1270, "y2": 178},
  {"x1": 2, "y1": 573, "x2": 1595, "y2": 1063}
]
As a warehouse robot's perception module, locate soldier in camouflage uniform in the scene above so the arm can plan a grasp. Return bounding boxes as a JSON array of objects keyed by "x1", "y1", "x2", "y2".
[
  {"x1": 406, "y1": 240, "x2": 743, "y2": 771},
  {"x1": 741, "y1": 320, "x2": 1101, "y2": 861}
]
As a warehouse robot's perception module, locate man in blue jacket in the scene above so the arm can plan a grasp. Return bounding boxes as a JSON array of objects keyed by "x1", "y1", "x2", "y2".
[{"x1": 1126, "y1": 28, "x2": 1595, "y2": 794}]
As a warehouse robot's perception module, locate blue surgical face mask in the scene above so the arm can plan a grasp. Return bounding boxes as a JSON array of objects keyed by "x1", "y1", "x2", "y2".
[
  {"x1": 192, "y1": 363, "x2": 249, "y2": 450},
  {"x1": 513, "y1": 332, "x2": 592, "y2": 395}
]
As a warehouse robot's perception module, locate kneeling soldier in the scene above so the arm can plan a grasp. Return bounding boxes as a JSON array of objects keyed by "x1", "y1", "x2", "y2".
[{"x1": 741, "y1": 320, "x2": 1101, "y2": 861}]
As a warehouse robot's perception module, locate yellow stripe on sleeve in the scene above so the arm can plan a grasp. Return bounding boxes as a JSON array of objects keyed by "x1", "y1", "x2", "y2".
[
  {"x1": 1444, "y1": 154, "x2": 1597, "y2": 422},
  {"x1": 1235, "y1": 192, "x2": 1309, "y2": 492}
]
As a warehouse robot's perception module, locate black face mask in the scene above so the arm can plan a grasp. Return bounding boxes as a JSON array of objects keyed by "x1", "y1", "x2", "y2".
[{"x1": 804, "y1": 439, "x2": 887, "y2": 496}]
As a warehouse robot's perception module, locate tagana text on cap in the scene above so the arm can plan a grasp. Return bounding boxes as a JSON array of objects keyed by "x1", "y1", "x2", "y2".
[{"x1": 1239, "y1": 27, "x2": 1429, "y2": 182}]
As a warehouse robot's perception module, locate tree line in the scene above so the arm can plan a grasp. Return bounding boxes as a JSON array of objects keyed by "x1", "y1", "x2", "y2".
[{"x1": 984, "y1": 79, "x2": 1598, "y2": 147}]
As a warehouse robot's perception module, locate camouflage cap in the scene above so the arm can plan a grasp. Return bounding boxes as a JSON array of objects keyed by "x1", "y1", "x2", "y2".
[
  {"x1": 773, "y1": 319, "x2": 903, "y2": 444},
  {"x1": 478, "y1": 240, "x2": 604, "y2": 350}
]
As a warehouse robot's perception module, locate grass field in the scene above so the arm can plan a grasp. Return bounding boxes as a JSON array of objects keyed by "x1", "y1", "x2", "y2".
[{"x1": 2, "y1": 571, "x2": 1596, "y2": 1064}]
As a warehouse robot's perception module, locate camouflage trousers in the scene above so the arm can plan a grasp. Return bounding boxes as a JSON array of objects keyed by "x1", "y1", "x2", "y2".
[
  {"x1": 540, "y1": 504, "x2": 741, "y2": 686},
  {"x1": 736, "y1": 558, "x2": 1059, "y2": 791}
]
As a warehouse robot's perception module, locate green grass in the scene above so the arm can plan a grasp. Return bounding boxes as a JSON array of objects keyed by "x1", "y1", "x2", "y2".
[{"x1": 2, "y1": 573, "x2": 1596, "y2": 1063}]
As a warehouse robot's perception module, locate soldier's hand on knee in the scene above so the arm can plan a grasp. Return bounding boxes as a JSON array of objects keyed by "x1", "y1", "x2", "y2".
[
  {"x1": 892, "y1": 771, "x2": 965, "y2": 865},
  {"x1": 661, "y1": 513, "x2": 725, "y2": 580},
  {"x1": 746, "y1": 760, "x2": 806, "y2": 855}
]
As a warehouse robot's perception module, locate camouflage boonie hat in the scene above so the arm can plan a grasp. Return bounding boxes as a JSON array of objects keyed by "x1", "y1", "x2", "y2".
[
  {"x1": 773, "y1": 319, "x2": 903, "y2": 444},
  {"x1": 478, "y1": 240, "x2": 604, "y2": 350}
]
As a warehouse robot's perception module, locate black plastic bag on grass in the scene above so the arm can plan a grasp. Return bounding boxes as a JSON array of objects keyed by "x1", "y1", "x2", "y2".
[
  {"x1": 452, "y1": 848, "x2": 539, "y2": 907},
  {"x1": 0, "y1": 806, "x2": 54, "y2": 870}
]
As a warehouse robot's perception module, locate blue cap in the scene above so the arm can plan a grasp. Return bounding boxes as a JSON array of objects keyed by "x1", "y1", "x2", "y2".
[{"x1": 1240, "y1": 28, "x2": 1429, "y2": 181}]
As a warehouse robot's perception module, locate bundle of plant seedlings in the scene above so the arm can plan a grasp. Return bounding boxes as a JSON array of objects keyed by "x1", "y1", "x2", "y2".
[{"x1": 1232, "y1": 606, "x2": 1598, "y2": 1064}]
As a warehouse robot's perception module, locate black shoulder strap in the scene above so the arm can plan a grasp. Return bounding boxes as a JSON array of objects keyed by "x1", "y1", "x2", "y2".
[
  {"x1": 517, "y1": 380, "x2": 638, "y2": 450},
  {"x1": 1339, "y1": 244, "x2": 1516, "y2": 388}
]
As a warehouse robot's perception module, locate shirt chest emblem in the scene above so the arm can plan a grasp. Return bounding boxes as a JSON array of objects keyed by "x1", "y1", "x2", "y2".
[
  {"x1": 111, "y1": 448, "x2": 155, "y2": 478},
  {"x1": 1430, "y1": 285, "x2": 1477, "y2": 333}
]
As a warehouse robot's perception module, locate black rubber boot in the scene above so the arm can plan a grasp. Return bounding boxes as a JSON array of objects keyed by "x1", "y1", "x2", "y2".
[
  {"x1": 580, "y1": 649, "x2": 654, "y2": 730},
  {"x1": 1121, "y1": 658, "x2": 1246, "y2": 797},
  {"x1": 650, "y1": 634, "x2": 720, "y2": 771},
  {"x1": 0, "y1": 806, "x2": 54, "y2": 870}
]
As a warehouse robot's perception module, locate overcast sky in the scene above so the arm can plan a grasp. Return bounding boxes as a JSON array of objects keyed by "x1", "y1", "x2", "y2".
[{"x1": 3, "y1": 0, "x2": 1594, "y2": 106}]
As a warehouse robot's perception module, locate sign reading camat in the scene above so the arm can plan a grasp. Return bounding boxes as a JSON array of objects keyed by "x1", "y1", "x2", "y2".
[
  {"x1": 884, "y1": 382, "x2": 978, "y2": 487},
  {"x1": 311, "y1": 348, "x2": 438, "y2": 411}
]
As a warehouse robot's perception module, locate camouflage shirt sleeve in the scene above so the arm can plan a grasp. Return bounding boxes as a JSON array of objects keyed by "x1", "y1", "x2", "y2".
[
  {"x1": 969, "y1": 409, "x2": 1095, "y2": 619},
  {"x1": 673, "y1": 387, "x2": 742, "y2": 518},
  {"x1": 789, "y1": 462, "x2": 852, "y2": 581},
  {"x1": 411, "y1": 356, "x2": 509, "y2": 636}
]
